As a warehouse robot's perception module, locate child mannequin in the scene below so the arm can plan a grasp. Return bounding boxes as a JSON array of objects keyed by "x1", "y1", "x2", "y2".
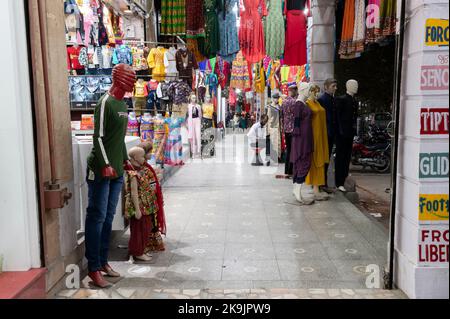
[{"x1": 124, "y1": 147, "x2": 157, "y2": 263}]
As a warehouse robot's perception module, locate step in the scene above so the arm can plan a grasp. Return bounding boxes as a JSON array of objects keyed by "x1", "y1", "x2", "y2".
[{"x1": 0, "y1": 268, "x2": 47, "y2": 299}]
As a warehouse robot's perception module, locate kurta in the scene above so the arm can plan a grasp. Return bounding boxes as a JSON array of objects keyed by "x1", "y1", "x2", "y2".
[
  {"x1": 264, "y1": 0, "x2": 285, "y2": 59},
  {"x1": 148, "y1": 47, "x2": 167, "y2": 81},
  {"x1": 290, "y1": 100, "x2": 313, "y2": 184},
  {"x1": 218, "y1": 0, "x2": 240, "y2": 63},
  {"x1": 230, "y1": 51, "x2": 251, "y2": 90},
  {"x1": 239, "y1": 0, "x2": 268, "y2": 63},
  {"x1": 305, "y1": 99, "x2": 329, "y2": 186},
  {"x1": 284, "y1": 0, "x2": 309, "y2": 66},
  {"x1": 202, "y1": 0, "x2": 220, "y2": 58}
]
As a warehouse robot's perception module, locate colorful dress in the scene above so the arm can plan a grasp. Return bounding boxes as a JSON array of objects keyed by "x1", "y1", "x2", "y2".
[
  {"x1": 264, "y1": 0, "x2": 285, "y2": 59},
  {"x1": 201, "y1": 103, "x2": 216, "y2": 157},
  {"x1": 284, "y1": 0, "x2": 309, "y2": 66},
  {"x1": 164, "y1": 117, "x2": 185, "y2": 166},
  {"x1": 148, "y1": 47, "x2": 167, "y2": 81},
  {"x1": 218, "y1": 0, "x2": 240, "y2": 63},
  {"x1": 239, "y1": 0, "x2": 268, "y2": 64},
  {"x1": 339, "y1": 0, "x2": 365, "y2": 59},
  {"x1": 230, "y1": 51, "x2": 251, "y2": 90},
  {"x1": 202, "y1": 0, "x2": 220, "y2": 58},
  {"x1": 161, "y1": 0, "x2": 186, "y2": 36},
  {"x1": 305, "y1": 99, "x2": 329, "y2": 186},
  {"x1": 152, "y1": 118, "x2": 167, "y2": 164},
  {"x1": 140, "y1": 116, "x2": 154, "y2": 142},
  {"x1": 186, "y1": 0, "x2": 206, "y2": 38}
]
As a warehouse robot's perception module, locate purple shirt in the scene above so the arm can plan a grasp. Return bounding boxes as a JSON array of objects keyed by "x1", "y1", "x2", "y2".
[{"x1": 282, "y1": 96, "x2": 297, "y2": 134}]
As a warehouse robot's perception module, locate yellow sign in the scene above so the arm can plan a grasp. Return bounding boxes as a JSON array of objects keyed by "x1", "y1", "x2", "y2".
[
  {"x1": 419, "y1": 194, "x2": 449, "y2": 222},
  {"x1": 425, "y1": 19, "x2": 449, "y2": 46}
]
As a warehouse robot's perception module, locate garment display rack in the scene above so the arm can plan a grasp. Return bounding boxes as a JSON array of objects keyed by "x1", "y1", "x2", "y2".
[{"x1": 68, "y1": 74, "x2": 193, "y2": 79}]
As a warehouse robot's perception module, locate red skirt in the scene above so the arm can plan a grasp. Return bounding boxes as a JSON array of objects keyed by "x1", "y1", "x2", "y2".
[
  {"x1": 284, "y1": 10, "x2": 307, "y2": 66},
  {"x1": 128, "y1": 215, "x2": 152, "y2": 257}
]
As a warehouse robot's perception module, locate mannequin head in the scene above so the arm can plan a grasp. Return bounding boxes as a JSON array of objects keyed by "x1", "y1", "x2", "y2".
[
  {"x1": 308, "y1": 84, "x2": 320, "y2": 101},
  {"x1": 109, "y1": 64, "x2": 136, "y2": 100},
  {"x1": 190, "y1": 94, "x2": 197, "y2": 104},
  {"x1": 128, "y1": 147, "x2": 146, "y2": 168},
  {"x1": 297, "y1": 82, "x2": 310, "y2": 102},
  {"x1": 346, "y1": 79, "x2": 359, "y2": 96},
  {"x1": 324, "y1": 78, "x2": 338, "y2": 96}
]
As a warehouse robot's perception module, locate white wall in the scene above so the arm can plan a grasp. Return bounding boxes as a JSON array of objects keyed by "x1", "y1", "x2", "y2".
[
  {"x1": 395, "y1": 0, "x2": 449, "y2": 299},
  {"x1": 0, "y1": 0, "x2": 41, "y2": 271}
]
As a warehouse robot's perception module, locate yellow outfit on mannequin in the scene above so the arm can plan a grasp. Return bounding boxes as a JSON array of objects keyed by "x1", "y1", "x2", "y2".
[
  {"x1": 147, "y1": 47, "x2": 167, "y2": 81},
  {"x1": 305, "y1": 99, "x2": 329, "y2": 186}
]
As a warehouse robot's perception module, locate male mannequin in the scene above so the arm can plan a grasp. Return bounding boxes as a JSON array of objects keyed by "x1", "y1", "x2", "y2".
[
  {"x1": 317, "y1": 78, "x2": 338, "y2": 193},
  {"x1": 292, "y1": 82, "x2": 314, "y2": 204},
  {"x1": 281, "y1": 84, "x2": 299, "y2": 177},
  {"x1": 187, "y1": 94, "x2": 202, "y2": 157},
  {"x1": 85, "y1": 64, "x2": 136, "y2": 288},
  {"x1": 335, "y1": 79, "x2": 359, "y2": 192}
]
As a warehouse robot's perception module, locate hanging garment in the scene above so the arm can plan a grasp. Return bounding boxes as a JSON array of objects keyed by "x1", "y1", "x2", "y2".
[
  {"x1": 175, "y1": 49, "x2": 198, "y2": 87},
  {"x1": 339, "y1": 0, "x2": 365, "y2": 59},
  {"x1": 164, "y1": 47, "x2": 179, "y2": 79},
  {"x1": 169, "y1": 81, "x2": 192, "y2": 105},
  {"x1": 254, "y1": 63, "x2": 266, "y2": 93},
  {"x1": 187, "y1": 104, "x2": 202, "y2": 155},
  {"x1": 186, "y1": 0, "x2": 206, "y2": 38},
  {"x1": 201, "y1": 104, "x2": 216, "y2": 158},
  {"x1": 218, "y1": 0, "x2": 240, "y2": 63},
  {"x1": 134, "y1": 81, "x2": 148, "y2": 98},
  {"x1": 215, "y1": 57, "x2": 231, "y2": 89},
  {"x1": 140, "y1": 116, "x2": 154, "y2": 142},
  {"x1": 127, "y1": 114, "x2": 140, "y2": 137},
  {"x1": 291, "y1": 99, "x2": 313, "y2": 184},
  {"x1": 161, "y1": 0, "x2": 186, "y2": 36},
  {"x1": 164, "y1": 117, "x2": 185, "y2": 166},
  {"x1": 100, "y1": 45, "x2": 113, "y2": 69},
  {"x1": 202, "y1": 0, "x2": 220, "y2": 58},
  {"x1": 152, "y1": 117, "x2": 167, "y2": 164},
  {"x1": 267, "y1": 104, "x2": 281, "y2": 160},
  {"x1": 239, "y1": 0, "x2": 268, "y2": 64},
  {"x1": 264, "y1": 0, "x2": 285, "y2": 59},
  {"x1": 148, "y1": 47, "x2": 167, "y2": 81},
  {"x1": 186, "y1": 38, "x2": 207, "y2": 63},
  {"x1": 305, "y1": 99, "x2": 329, "y2": 187},
  {"x1": 112, "y1": 45, "x2": 133, "y2": 65},
  {"x1": 230, "y1": 51, "x2": 251, "y2": 90},
  {"x1": 379, "y1": 0, "x2": 397, "y2": 37},
  {"x1": 67, "y1": 46, "x2": 85, "y2": 70},
  {"x1": 228, "y1": 88, "x2": 237, "y2": 107},
  {"x1": 284, "y1": 0, "x2": 310, "y2": 66},
  {"x1": 132, "y1": 47, "x2": 149, "y2": 71}
]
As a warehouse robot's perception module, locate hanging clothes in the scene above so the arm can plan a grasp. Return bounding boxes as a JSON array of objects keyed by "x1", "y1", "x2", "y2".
[
  {"x1": 164, "y1": 117, "x2": 185, "y2": 166},
  {"x1": 148, "y1": 47, "x2": 167, "y2": 81},
  {"x1": 175, "y1": 48, "x2": 198, "y2": 88},
  {"x1": 339, "y1": 0, "x2": 366, "y2": 59},
  {"x1": 218, "y1": 0, "x2": 240, "y2": 63},
  {"x1": 161, "y1": 0, "x2": 186, "y2": 36},
  {"x1": 112, "y1": 44, "x2": 133, "y2": 65},
  {"x1": 305, "y1": 98, "x2": 329, "y2": 187},
  {"x1": 187, "y1": 38, "x2": 207, "y2": 63},
  {"x1": 201, "y1": 0, "x2": 220, "y2": 58},
  {"x1": 215, "y1": 56, "x2": 231, "y2": 89},
  {"x1": 380, "y1": 0, "x2": 397, "y2": 37},
  {"x1": 132, "y1": 47, "x2": 149, "y2": 72},
  {"x1": 254, "y1": 63, "x2": 266, "y2": 94},
  {"x1": 186, "y1": 0, "x2": 206, "y2": 38},
  {"x1": 264, "y1": 0, "x2": 285, "y2": 59},
  {"x1": 152, "y1": 117, "x2": 167, "y2": 164},
  {"x1": 284, "y1": 0, "x2": 310, "y2": 66},
  {"x1": 164, "y1": 47, "x2": 179, "y2": 79},
  {"x1": 239, "y1": 0, "x2": 268, "y2": 64},
  {"x1": 230, "y1": 51, "x2": 251, "y2": 90}
]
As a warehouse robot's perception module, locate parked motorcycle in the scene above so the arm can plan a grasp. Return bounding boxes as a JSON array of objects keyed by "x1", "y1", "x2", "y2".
[{"x1": 352, "y1": 125, "x2": 392, "y2": 173}]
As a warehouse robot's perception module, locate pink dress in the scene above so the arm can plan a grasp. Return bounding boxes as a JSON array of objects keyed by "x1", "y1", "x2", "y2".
[{"x1": 238, "y1": 0, "x2": 267, "y2": 63}]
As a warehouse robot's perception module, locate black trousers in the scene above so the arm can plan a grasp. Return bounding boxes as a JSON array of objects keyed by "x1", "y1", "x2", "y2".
[
  {"x1": 284, "y1": 133, "x2": 293, "y2": 175},
  {"x1": 335, "y1": 135, "x2": 353, "y2": 187},
  {"x1": 324, "y1": 135, "x2": 335, "y2": 187}
]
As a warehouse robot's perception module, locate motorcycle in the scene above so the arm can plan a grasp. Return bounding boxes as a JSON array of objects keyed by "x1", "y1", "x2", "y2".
[{"x1": 352, "y1": 126, "x2": 392, "y2": 173}]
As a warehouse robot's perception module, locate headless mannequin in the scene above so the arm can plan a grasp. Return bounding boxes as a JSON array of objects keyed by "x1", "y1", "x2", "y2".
[
  {"x1": 128, "y1": 147, "x2": 152, "y2": 262},
  {"x1": 335, "y1": 79, "x2": 359, "y2": 192},
  {"x1": 307, "y1": 86, "x2": 330, "y2": 200},
  {"x1": 292, "y1": 82, "x2": 315, "y2": 205},
  {"x1": 282, "y1": 87, "x2": 299, "y2": 177}
]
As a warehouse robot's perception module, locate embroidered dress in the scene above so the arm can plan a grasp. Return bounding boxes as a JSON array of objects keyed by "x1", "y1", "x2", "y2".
[
  {"x1": 148, "y1": 47, "x2": 167, "y2": 81},
  {"x1": 264, "y1": 0, "x2": 285, "y2": 59},
  {"x1": 339, "y1": 0, "x2": 366, "y2": 59},
  {"x1": 152, "y1": 118, "x2": 167, "y2": 164},
  {"x1": 239, "y1": 0, "x2": 268, "y2": 64},
  {"x1": 161, "y1": 0, "x2": 186, "y2": 36},
  {"x1": 164, "y1": 117, "x2": 185, "y2": 166},
  {"x1": 140, "y1": 116, "x2": 154, "y2": 142},
  {"x1": 230, "y1": 51, "x2": 251, "y2": 90},
  {"x1": 186, "y1": 0, "x2": 206, "y2": 38},
  {"x1": 202, "y1": 0, "x2": 220, "y2": 58},
  {"x1": 218, "y1": 0, "x2": 240, "y2": 63}
]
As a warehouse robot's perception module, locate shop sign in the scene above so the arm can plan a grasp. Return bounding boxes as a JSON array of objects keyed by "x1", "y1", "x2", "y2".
[
  {"x1": 420, "y1": 108, "x2": 449, "y2": 135},
  {"x1": 418, "y1": 225, "x2": 449, "y2": 267},
  {"x1": 425, "y1": 19, "x2": 449, "y2": 47},
  {"x1": 419, "y1": 153, "x2": 449, "y2": 179},
  {"x1": 419, "y1": 194, "x2": 449, "y2": 223},
  {"x1": 420, "y1": 65, "x2": 449, "y2": 90}
]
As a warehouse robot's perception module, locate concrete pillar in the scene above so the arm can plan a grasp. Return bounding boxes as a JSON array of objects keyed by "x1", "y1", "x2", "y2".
[
  {"x1": 395, "y1": 0, "x2": 449, "y2": 299},
  {"x1": 310, "y1": 0, "x2": 336, "y2": 88}
]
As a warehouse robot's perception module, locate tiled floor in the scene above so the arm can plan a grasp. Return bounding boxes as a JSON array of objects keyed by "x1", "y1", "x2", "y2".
[{"x1": 61, "y1": 134, "x2": 404, "y2": 298}]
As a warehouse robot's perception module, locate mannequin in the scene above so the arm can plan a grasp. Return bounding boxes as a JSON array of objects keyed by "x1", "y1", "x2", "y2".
[
  {"x1": 85, "y1": 63, "x2": 136, "y2": 288},
  {"x1": 318, "y1": 78, "x2": 338, "y2": 192},
  {"x1": 133, "y1": 78, "x2": 148, "y2": 116},
  {"x1": 291, "y1": 82, "x2": 314, "y2": 204},
  {"x1": 164, "y1": 111, "x2": 185, "y2": 166},
  {"x1": 127, "y1": 112, "x2": 139, "y2": 137},
  {"x1": 281, "y1": 83, "x2": 299, "y2": 177},
  {"x1": 153, "y1": 113, "x2": 168, "y2": 166},
  {"x1": 187, "y1": 94, "x2": 202, "y2": 157},
  {"x1": 305, "y1": 84, "x2": 330, "y2": 201},
  {"x1": 124, "y1": 147, "x2": 153, "y2": 263},
  {"x1": 335, "y1": 79, "x2": 359, "y2": 192},
  {"x1": 140, "y1": 112, "x2": 154, "y2": 142},
  {"x1": 267, "y1": 93, "x2": 281, "y2": 163},
  {"x1": 201, "y1": 95, "x2": 216, "y2": 158}
]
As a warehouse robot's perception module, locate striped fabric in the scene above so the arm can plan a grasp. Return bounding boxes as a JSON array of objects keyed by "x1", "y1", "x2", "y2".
[{"x1": 161, "y1": 0, "x2": 186, "y2": 36}]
